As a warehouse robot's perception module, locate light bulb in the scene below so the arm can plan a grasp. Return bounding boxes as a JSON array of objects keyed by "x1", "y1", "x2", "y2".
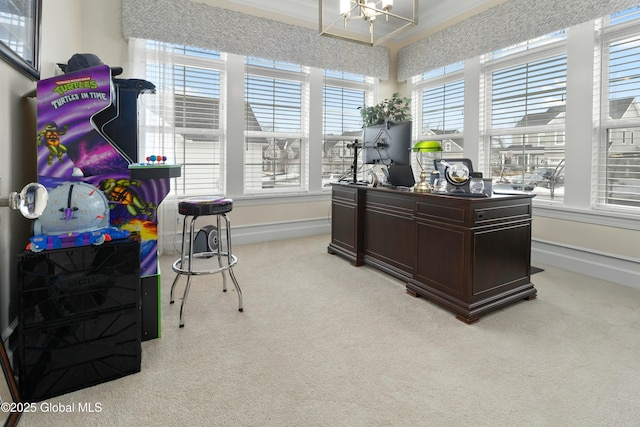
[
  {"x1": 362, "y1": 2, "x2": 376, "y2": 19},
  {"x1": 339, "y1": 0, "x2": 351, "y2": 16},
  {"x1": 382, "y1": 0, "x2": 393, "y2": 12}
]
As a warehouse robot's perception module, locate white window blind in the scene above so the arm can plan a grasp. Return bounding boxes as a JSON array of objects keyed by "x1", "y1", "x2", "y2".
[
  {"x1": 486, "y1": 51, "x2": 567, "y2": 201},
  {"x1": 420, "y1": 79, "x2": 464, "y2": 149},
  {"x1": 411, "y1": 64, "x2": 465, "y2": 179},
  {"x1": 137, "y1": 41, "x2": 225, "y2": 197},
  {"x1": 598, "y1": 11, "x2": 640, "y2": 210},
  {"x1": 322, "y1": 70, "x2": 371, "y2": 187},
  {"x1": 244, "y1": 58, "x2": 308, "y2": 192}
]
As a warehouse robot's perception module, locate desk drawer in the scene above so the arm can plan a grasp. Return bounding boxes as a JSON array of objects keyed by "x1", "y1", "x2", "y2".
[
  {"x1": 332, "y1": 186, "x2": 359, "y2": 203},
  {"x1": 473, "y1": 203, "x2": 531, "y2": 225}
]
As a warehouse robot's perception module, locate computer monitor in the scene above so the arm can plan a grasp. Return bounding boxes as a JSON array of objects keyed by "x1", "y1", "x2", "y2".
[{"x1": 362, "y1": 121, "x2": 412, "y2": 166}]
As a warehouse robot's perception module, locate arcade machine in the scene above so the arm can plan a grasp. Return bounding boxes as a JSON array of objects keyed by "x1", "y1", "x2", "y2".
[
  {"x1": 14, "y1": 53, "x2": 181, "y2": 401},
  {"x1": 32, "y1": 54, "x2": 179, "y2": 342}
]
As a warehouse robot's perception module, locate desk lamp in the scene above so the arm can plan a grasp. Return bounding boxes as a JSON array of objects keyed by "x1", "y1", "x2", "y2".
[{"x1": 412, "y1": 141, "x2": 442, "y2": 192}]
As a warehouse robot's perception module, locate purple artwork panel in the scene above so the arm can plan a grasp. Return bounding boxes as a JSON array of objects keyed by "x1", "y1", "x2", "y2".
[{"x1": 36, "y1": 65, "x2": 130, "y2": 179}]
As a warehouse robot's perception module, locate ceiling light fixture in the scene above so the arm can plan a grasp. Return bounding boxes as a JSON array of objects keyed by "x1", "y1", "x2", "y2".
[{"x1": 319, "y1": 0, "x2": 418, "y2": 46}]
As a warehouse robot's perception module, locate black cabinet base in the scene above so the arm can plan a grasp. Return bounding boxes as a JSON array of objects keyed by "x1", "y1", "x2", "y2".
[
  {"x1": 20, "y1": 308, "x2": 141, "y2": 401},
  {"x1": 18, "y1": 240, "x2": 142, "y2": 401},
  {"x1": 141, "y1": 275, "x2": 160, "y2": 341}
]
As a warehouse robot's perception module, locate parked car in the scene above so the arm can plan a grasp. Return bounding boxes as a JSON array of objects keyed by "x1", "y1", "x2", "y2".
[
  {"x1": 511, "y1": 173, "x2": 544, "y2": 191},
  {"x1": 533, "y1": 167, "x2": 565, "y2": 188}
]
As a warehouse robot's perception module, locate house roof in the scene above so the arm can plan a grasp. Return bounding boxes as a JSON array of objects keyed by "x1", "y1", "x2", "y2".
[
  {"x1": 515, "y1": 105, "x2": 566, "y2": 127},
  {"x1": 609, "y1": 97, "x2": 636, "y2": 120},
  {"x1": 514, "y1": 97, "x2": 637, "y2": 127}
]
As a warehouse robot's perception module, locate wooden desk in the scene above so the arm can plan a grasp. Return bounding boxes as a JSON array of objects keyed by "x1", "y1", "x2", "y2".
[{"x1": 328, "y1": 184, "x2": 537, "y2": 323}]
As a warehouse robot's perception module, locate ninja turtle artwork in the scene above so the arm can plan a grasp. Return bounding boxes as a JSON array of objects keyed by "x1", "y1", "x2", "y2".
[
  {"x1": 99, "y1": 177, "x2": 158, "y2": 220},
  {"x1": 37, "y1": 122, "x2": 69, "y2": 165}
]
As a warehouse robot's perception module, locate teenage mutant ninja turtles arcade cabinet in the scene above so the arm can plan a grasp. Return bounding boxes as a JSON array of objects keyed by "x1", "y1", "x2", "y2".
[{"x1": 30, "y1": 55, "x2": 178, "y2": 342}]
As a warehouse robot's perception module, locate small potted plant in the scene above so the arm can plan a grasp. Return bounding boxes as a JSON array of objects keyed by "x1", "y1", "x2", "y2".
[{"x1": 359, "y1": 92, "x2": 411, "y2": 128}]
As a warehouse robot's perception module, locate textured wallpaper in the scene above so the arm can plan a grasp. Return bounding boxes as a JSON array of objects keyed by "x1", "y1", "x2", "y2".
[
  {"x1": 397, "y1": 0, "x2": 640, "y2": 80},
  {"x1": 121, "y1": 0, "x2": 390, "y2": 80}
]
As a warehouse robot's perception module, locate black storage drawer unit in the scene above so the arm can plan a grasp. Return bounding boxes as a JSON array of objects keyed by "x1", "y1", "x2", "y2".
[{"x1": 18, "y1": 239, "x2": 142, "y2": 401}]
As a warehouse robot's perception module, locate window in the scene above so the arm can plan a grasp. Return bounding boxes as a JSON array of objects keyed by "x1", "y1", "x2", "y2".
[
  {"x1": 0, "y1": 0, "x2": 41, "y2": 79},
  {"x1": 485, "y1": 44, "x2": 567, "y2": 201},
  {"x1": 322, "y1": 70, "x2": 372, "y2": 187},
  {"x1": 412, "y1": 63, "x2": 465, "y2": 159},
  {"x1": 137, "y1": 41, "x2": 225, "y2": 197},
  {"x1": 597, "y1": 10, "x2": 640, "y2": 210},
  {"x1": 244, "y1": 57, "x2": 309, "y2": 192}
]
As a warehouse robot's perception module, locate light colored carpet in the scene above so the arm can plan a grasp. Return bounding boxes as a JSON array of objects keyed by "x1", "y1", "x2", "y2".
[{"x1": 19, "y1": 234, "x2": 640, "y2": 426}]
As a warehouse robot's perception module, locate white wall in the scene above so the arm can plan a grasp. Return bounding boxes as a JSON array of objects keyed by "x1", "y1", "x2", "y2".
[
  {"x1": 0, "y1": 61, "x2": 38, "y2": 334},
  {"x1": 0, "y1": 0, "x2": 84, "y2": 333}
]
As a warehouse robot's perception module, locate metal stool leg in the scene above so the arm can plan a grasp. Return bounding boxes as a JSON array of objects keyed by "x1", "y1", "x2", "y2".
[
  {"x1": 170, "y1": 214, "x2": 190, "y2": 304},
  {"x1": 216, "y1": 213, "x2": 228, "y2": 292},
  {"x1": 223, "y1": 213, "x2": 243, "y2": 312},
  {"x1": 179, "y1": 275, "x2": 193, "y2": 328},
  {"x1": 178, "y1": 216, "x2": 198, "y2": 327}
]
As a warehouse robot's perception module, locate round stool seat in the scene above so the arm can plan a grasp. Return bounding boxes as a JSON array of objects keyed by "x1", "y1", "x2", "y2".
[{"x1": 178, "y1": 196, "x2": 233, "y2": 216}]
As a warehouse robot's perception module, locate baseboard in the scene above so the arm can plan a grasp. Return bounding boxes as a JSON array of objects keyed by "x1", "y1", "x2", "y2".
[
  {"x1": 532, "y1": 239, "x2": 640, "y2": 290},
  {"x1": 162, "y1": 217, "x2": 331, "y2": 253},
  {"x1": 230, "y1": 218, "x2": 331, "y2": 245}
]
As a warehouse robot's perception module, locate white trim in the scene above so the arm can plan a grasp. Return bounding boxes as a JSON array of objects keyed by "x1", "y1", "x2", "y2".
[
  {"x1": 221, "y1": 192, "x2": 331, "y2": 207},
  {"x1": 532, "y1": 238, "x2": 640, "y2": 290},
  {"x1": 532, "y1": 204, "x2": 640, "y2": 231},
  {"x1": 162, "y1": 217, "x2": 331, "y2": 253},
  {"x1": 231, "y1": 218, "x2": 331, "y2": 246}
]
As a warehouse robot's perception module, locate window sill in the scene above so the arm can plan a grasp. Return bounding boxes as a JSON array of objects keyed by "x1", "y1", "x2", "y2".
[
  {"x1": 228, "y1": 191, "x2": 331, "y2": 207},
  {"x1": 532, "y1": 202, "x2": 640, "y2": 231}
]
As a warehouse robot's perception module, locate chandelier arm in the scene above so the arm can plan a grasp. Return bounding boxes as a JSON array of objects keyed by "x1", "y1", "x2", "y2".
[
  {"x1": 320, "y1": 12, "x2": 356, "y2": 34},
  {"x1": 378, "y1": 10, "x2": 417, "y2": 24}
]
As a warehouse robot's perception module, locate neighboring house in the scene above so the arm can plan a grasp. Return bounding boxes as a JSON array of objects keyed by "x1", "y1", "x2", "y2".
[
  {"x1": 608, "y1": 96, "x2": 640, "y2": 154},
  {"x1": 499, "y1": 105, "x2": 567, "y2": 171},
  {"x1": 422, "y1": 128, "x2": 464, "y2": 155},
  {"x1": 606, "y1": 97, "x2": 640, "y2": 207},
  {"x1": 322, "y1": 130, "x2": 362, "y2": 178},
  {"x1": 174, "y1": 94, "x2": 302, "y2": 189}
]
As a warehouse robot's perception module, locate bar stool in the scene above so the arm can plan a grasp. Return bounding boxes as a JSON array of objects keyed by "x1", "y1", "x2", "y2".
[{"x1": 170, "y1": 196, "x2": 243, "y2": 327}]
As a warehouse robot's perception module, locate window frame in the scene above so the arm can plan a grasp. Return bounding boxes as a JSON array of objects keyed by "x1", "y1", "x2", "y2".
[
  {"x1": 483, "y1": 41, "x2": 568, "y2": 203},
  {"x1": 595, "y1": 15, "x2": 640, "y2": 213},
  {"x1": 243, "y1": 58, "x2": 310, "y2": 194},
  {"x1": 138, "y1": 43, "x2": 227, "y2": 198},
  {"x1": 321, "y1": 71, "x2": 374, "y2": 188}
]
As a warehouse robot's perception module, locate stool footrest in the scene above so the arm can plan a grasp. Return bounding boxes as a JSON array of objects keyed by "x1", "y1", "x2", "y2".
[{"x1": 171, "y1": 254, "x2": 238, "y2": 276}]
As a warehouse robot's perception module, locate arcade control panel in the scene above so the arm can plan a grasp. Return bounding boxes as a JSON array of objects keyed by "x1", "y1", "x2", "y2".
[{"x1": 128, "y1": 156, "x2": 181, "y2": 180}]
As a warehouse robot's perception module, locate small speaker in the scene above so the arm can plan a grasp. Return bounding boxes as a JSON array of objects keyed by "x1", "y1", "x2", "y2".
[{"x1": 193, "y1": 225, "x2": 218, "y2": 257}]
